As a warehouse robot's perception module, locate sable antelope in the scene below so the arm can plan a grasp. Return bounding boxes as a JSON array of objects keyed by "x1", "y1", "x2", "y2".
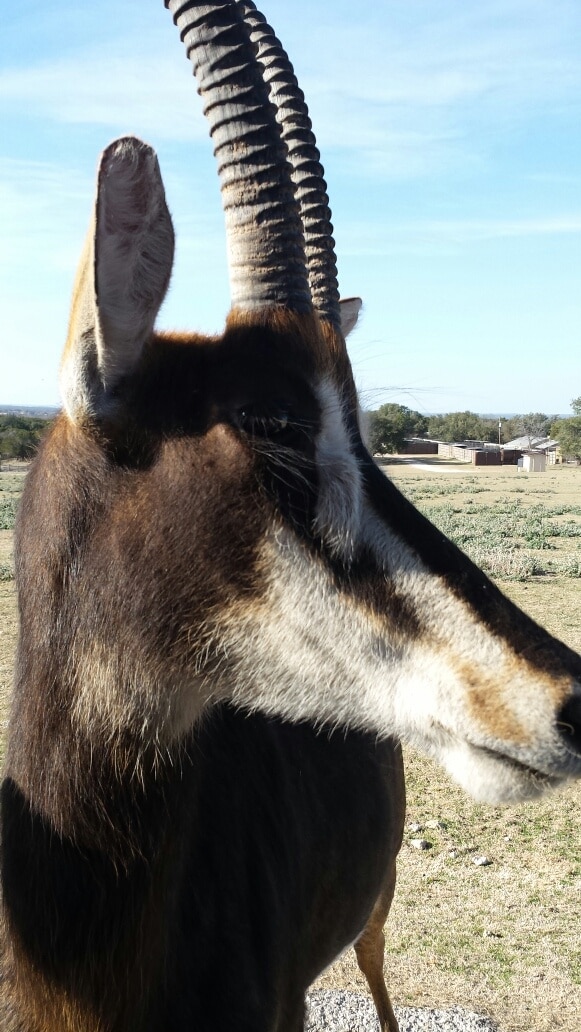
[{"x1": 1, "y1": 2, "x2": 580, "y2": 1030}]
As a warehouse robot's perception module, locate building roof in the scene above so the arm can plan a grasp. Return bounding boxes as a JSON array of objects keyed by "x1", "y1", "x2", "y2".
[{"x1": 503, "y1": 435, "x2": 558, "y2": 452}]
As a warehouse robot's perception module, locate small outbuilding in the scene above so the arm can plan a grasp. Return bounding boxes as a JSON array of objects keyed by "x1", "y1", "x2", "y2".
[{"x1": 520, "y1": 451, "x2": 546, "y2": 473}]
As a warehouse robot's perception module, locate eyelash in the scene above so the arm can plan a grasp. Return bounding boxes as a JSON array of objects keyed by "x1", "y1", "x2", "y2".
[{"x1": 236, "y1": 408, "x2": 290, "y2": 436}]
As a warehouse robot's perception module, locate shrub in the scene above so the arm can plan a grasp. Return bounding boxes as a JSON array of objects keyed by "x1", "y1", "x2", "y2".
[{"x1": 0, "y1": 498, "x2": 18, "y2": 531}]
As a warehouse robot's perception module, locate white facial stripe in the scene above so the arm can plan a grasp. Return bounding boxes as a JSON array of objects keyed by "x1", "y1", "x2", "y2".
[
  {"x1": 65, "y1": 369, "x2": 578, "y2": 804},
  {"x1": 312, "y1": 377, "x2": 562, "y2": 758},
  {"x1": 214, "y1": 503, "x2": 576, "y2": 802},
  {"x1": 313, "y1": 378, "x2": 362, "y2": 559},
  {"x1": 359, "y1": 502, "x2": 568, "y2": 735},
  {"x1": 220, "y1": 524, "x2": 404, "y2": 731}
]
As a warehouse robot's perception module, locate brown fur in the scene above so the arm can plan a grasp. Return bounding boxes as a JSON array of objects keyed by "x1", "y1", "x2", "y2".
[
  {"x1": 2, "y1": 36, "x2": 580, "y2": 1026},
  {"x1": 354, "y1": 866, "x2": 400, "y2": 1032},
  {"x1": 0, "y1": 306, "x2": 410, "y2": 1031}
]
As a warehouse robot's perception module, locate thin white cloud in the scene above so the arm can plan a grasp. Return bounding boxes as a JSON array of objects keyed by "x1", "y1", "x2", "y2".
[
  {"x1": 338, "y1": 215, "x2": 581, "y2": 258},
  {"x1": 3, "y1": 0, "x2": 580, "y2": 173},
  {"x1": 420, "y1": 216, "x2": 581, "y2": 243},
  {"x1": 280, "y1": 0, "x2": 581, "y2": 173},
  {"x1": 0, "y1": 155, "x2": 229, "y2": 309},
  {"x1": 299, "y1": 0, "x2": 581, "y2": 108},
  {"x1": 2, "y1": 0, "x2": 580, "y2": 412},
  {"x1": 0, "y1": 53, "x2": 204, "y2": 142},
  {"x1": 0, "y1": 157, "x2": 92, "y2": 274}
]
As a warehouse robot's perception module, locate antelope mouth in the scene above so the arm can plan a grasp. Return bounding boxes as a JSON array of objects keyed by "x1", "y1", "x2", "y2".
[
  {"x1": 479, "y1": 746, "x2": 559, "y2": 788},
  {"x1": 442, "y1": 737, "x2": 566, "y2": 803}
]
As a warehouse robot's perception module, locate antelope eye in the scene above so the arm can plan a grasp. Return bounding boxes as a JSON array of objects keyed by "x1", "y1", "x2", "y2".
[{"x1": 236, "y1": 405, "x2": 290, "y2": 435}]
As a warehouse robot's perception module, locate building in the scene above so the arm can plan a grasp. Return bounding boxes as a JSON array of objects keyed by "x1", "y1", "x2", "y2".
[
  {"x1": 503, "y1": 436, "x2": 559, "y2": 464},
  {"x1": 519, "y1": 452, "x2": 546, "y2": 473}
]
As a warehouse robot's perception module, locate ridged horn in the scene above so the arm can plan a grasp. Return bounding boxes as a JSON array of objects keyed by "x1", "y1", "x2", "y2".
[
  {"x1": 238, "y1": 0, "x2": 341, "y2": 330},
  {"x1": 165, "y1": 0, "x2": 311, "y2": 313}
]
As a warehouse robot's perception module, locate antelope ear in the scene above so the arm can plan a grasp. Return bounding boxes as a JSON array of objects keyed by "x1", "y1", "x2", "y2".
[
  {"x1": 60, "y1": 136, "x2": 175, "y2": 422},
  {"x1": 339, "y1": 297, "x2": 362, "y2": 338}
]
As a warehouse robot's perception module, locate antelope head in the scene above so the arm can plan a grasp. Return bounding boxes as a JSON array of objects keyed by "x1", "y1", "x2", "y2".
[{"x1": 10, "y1": 0, "x2": 581, "y2": 819}]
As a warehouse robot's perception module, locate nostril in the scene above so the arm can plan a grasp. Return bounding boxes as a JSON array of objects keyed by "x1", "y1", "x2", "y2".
[{"x1": 557, "y1": 695, "x2": 581, "y2": 757}]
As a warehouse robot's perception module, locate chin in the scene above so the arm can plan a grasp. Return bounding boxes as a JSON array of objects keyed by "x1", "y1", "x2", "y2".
[{"x1": 442, "y1": 742, "x2": 562, "y2": 804}]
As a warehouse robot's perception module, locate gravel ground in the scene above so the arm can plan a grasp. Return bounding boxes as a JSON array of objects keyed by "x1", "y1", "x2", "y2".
[{"x1": 306, "y1": 991, "x2": 500, "y2": 1032}]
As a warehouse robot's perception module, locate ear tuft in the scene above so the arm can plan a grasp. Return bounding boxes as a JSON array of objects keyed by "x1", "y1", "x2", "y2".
[
  {"x1": 339, "y1": 297, "x2": 362, "y2": 338},
  {"x1": 60, "y1": 136, "x2": 175, "y2": 423}
]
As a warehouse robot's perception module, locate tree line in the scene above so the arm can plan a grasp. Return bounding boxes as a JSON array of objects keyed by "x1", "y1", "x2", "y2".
[
  {"x1": 367, "y1": 396, "x2": 581, "y2": 459},
  {"x1": 1, "y1": 402, "x2": 581, "y2": 462},
  {"x1": 0, "y1": 415, "x2": 53, "y2": 461}
]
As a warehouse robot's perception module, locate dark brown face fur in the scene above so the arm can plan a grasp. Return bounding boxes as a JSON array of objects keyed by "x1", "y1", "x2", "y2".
[
  {"x1": 3, "y1": 318, "x2": 394, "y2": 1031},
  {"x1": 10, "y1": 314, "x2": 581, "y2": 827},
  {"x1": 9, "y1": 322, "x2": 327, "y2": 821},
  {"x1": 3, "y1": 315, "x2": 408, "y2": 1031}
]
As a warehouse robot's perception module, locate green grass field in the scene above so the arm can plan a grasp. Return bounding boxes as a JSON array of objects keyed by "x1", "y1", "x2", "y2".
[{"x1": 0, "y1": 459, "x2": 580, "y2": 1031}]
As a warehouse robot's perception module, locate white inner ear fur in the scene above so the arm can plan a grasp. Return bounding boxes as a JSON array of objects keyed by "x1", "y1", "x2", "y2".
[
  {"x1": 339, "y1": 296, "x2": 362, "y2": 338},
  {"x1": 314, "y1": 378, "x2": 362, "y2": 560}
]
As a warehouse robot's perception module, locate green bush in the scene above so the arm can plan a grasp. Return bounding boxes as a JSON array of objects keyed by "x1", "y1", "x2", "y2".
[
  {"x1": 0, "y1": 415, "x2": 52, "y2": 460},
  {"x1": 0, "y1": 498, "x2": 18, "y2": 531}
]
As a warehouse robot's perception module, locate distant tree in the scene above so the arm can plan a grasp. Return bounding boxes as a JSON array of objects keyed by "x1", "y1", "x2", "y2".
[
  {"x1": 0, "y1": 416, "x2": 51, "y2": 460},
  {"x1": 550, "y1": 417, "x2": 581, "y2": 461},
  {"x1": 513, "y1": 410, "x2": 553, "y2": 443},
  {"x1": 570, "y1": 396, "x2": 581, "y2": 416},
  {"x1": 0, "y1": 430, "x2": 36, "y2": 460},
  {"x1": 499, "y1": 417, "x2": 520, "y2": 443},
  {"x1": 427, "y1": 411, "x2": 496, "y2": 444},
  {"x1": 367, "y1": 404, "x2": 428, "y2": 455},
  {"x1": 0, "y1": 414, "x2": 50, "y2": 434}
]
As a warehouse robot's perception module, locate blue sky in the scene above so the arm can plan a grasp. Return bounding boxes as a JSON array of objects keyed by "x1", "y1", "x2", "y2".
[{"x1": 1, "y1": 0, "x2": 580, "y2": 415}]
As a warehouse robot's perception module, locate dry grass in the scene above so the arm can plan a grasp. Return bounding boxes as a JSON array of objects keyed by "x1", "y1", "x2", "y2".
[
  {"x1": 0, "y1": 462, "x2": 580, "y2": 1031},
  {"x1": 0, "y1": 472, "x2": 22, "y2": 742},
  {"x1": 317, "y1": 459, "x2": 581, "y2": 1032},
  {"x1": 319, "y1": 754, "x2": 581, "y2": 1032}
]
